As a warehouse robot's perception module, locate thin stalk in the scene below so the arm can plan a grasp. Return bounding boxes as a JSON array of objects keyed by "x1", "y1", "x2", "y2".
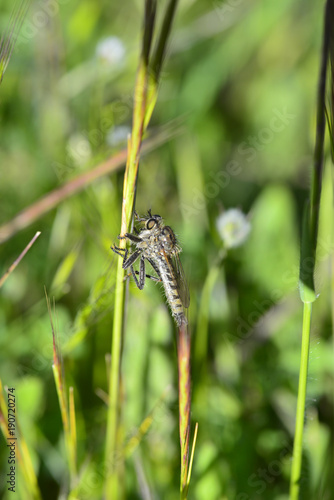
[
  {"x1": 144, "y1": 0, "x2": 178, "y2": 128},
  {"x1": 104, "y1": 82, "x2": 148, "y2": 499},
  {"x1": 299, "y1": 0, "x2": 330, "y2": 303},
  {"x1": 69, "y1": 387, "x2": 77, "y2": 480},
  {"x1": 46, "y1": 292, "x2": 77, "y2": 485},
  {"x1": 105, "y1": 2, "x2": 156, "y2": 496},
  {"x1": 0, "y1": 0, "x2": 30, "y2": 84},
  {"x1": 151, "y1": 0, "x2": 178, "y2": 81},
  {"x1": 178, "y1": 321, "x2": 191, "y2": 499},
  {"x1": 187, "y1": 422, "x2": 198, "y2": 487},
  {"x1": 104, "y1": 2, "x2": 179, "y2": 496},
  {"x1": 289, "y1": 302, "x2": 312, "y2": 499},
  {"x1": 0, "y1": 231, "x2": 41, "y2": 287},
  {"x1": 17, "y1": 431, "x2": 41, "y2": 500},
  {"x1": 194, "y1": 264, "x2": 221, "y2": 370},
  {"x1": 291, "y1": 1, "x2": 333, "y2": 497},
  {"x1": 309, "y1": 0, "x2": 331, "y2": 253}
]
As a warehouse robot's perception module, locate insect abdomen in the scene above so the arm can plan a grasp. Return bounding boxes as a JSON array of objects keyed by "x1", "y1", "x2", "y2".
[{"x1": 157, "y1": 258, "x2": 187, "y2": 327}]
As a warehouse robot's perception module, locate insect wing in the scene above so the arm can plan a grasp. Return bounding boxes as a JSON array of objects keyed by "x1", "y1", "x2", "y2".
[
  {"x1": 161, "y1": 249, "x2": 190, "y2": 309},
  {"x1": 170, "y1": 253, "x2": 190, "y2": 309}
]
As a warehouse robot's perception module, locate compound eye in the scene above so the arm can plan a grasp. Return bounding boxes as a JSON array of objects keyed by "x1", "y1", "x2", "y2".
[{"x1": 146, "y1": 218, "x2": 157, "y2": 230}]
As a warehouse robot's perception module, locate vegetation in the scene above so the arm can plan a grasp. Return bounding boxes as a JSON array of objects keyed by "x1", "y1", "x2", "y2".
[{"x1": 0, "y1": 0, "x2": 333, "y2": 499}]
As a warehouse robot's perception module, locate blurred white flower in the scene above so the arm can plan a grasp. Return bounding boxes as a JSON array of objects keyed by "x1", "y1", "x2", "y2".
[
  {"x1": 67, "y1": 133, "x2": 92, "y2": 167},
  {"x1": 96, "y1": 37, "x2": 126, "y2": 66},
  {"x1": 216, "y1": 208, "x2": 251, "y2": 248},
  {"x1": 106, "y1": 125, "x2": 130, "y2": 147}
]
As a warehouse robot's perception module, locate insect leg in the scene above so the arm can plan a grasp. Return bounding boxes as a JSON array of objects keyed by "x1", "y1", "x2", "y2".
[
  {"x1": 118, "y1": 233, "x2": 142, "y2": 243},
  {"x1": 146, "y1": 257, "x2": 162, "y2": 281},
  {"x1": 128, "y1": 257, "x2": 145, "y2": 290},
  {"x1": 111, "y1": 245, "x2": 127, "y2": 258},
  {"x1": 125, "y1": 270, "x2": 160, "y2": 282},
  {"x1": 143, "y1": 272, "x2": 160, "y2": 282},
  {"x1": 126, "y1": 256, "x2": 162, "y2": 283},
  {"x1": 122, "y1": 250, "x2": 141, "y2": 270},
  {"x1": 139, "y1": 256, "x2": 146, "y2": 289},
  {"x1": 128, "y1": 265, "x2": 140, "y2": 289}
]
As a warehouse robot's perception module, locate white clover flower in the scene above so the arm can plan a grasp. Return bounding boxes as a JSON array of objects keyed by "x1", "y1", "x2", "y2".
[
  {"x1": 96, "y1": 37, "x2": 126, "y2": 66},
  {"x1": 216, "y1": 209, "x2": 251, "y2": 248}
]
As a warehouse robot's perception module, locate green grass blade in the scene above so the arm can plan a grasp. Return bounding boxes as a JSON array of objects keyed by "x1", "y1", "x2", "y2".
[
  {"x1": 289, "y1": 302, "x2": 312, "y2": 499},
  {"x1": 0, "y1": 1, "x2": 30, "y2": 84}
]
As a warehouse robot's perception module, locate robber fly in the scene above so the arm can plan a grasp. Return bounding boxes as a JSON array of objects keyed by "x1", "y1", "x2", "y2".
[{"x1": 111, "y1": 210, "x2": 190, "y2": 327}]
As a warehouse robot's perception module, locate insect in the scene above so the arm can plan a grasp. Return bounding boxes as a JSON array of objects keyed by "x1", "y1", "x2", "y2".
[{"x1": 111, "y1": 210, "x2": 190, "y2": 326}]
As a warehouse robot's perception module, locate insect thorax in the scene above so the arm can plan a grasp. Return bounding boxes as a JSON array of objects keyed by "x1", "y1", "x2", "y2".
[{"x1": 136, "y1": 223, "x2": 181, "y2": 259}]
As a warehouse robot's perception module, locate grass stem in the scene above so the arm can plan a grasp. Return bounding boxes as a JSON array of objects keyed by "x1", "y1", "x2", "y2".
[
  {"x1": 291, "y1": 2, "x2": 333, "y2": 497},
  {"x1": 178, "y1": 322, "x2": 191, "y2": 499},
  {"x1": 104, "y1": 3, "x2": 179, "y2": 496},
  {"x1": 289, "y1": 302, "x2": 312, "y2": 499},
  {"x1": 0, "y1": 231, "x2": 41, "y2": 288}
]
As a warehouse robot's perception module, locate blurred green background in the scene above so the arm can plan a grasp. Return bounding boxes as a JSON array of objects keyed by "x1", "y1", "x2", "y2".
[{"x1": 0, "y1": 0, "x2": 333, "y2": 499}]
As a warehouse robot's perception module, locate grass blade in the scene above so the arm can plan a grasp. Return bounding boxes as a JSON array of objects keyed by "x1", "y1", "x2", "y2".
[
  {"x1": 291, "y1": 1, "x2": 333, "y2": 498},
  {"x1": 178, "y1": 322, "x2": 191, "y2": 499},
  {"x1": 0, "y1": 231, "x2": 41, "y2": 288},
  {"x1": 0, "y1": 0, "x2": 30, "y2": 84},
  {"x1": 105, "y1": 2, "x2": 179, "y2": 497}
]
